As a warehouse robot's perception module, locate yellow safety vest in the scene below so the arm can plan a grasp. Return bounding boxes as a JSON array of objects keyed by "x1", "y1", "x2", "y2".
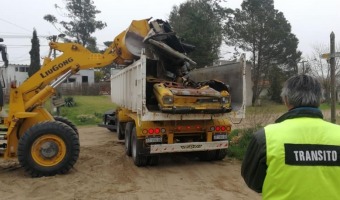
[{"x1": 263, "y1": 117, "x2": 340, "y2": 200}]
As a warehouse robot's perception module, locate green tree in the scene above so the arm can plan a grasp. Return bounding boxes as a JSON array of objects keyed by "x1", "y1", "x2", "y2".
[
  {"x1": 44, "y1": 0, "x2": 106, "y2": 48},
  {"x1": 169, "y1": 0, "x2": 232, "y2": 67},
  {"x1": 224, "y1": 0, "x2": 301, "y2": 105},
  {"x1": 28, "y1": 29, "x2": 41, "y2": 77},
  {"x1": 267, "y1": 64, "x2": 286, "y2": 103},
  {"x1": 94, "y1": 70, "x2": 104, "y2": 82}
]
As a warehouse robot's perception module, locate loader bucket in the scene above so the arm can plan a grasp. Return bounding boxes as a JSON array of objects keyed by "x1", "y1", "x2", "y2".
[
  {"x1": 112, "y1": 30, "x2": 134, "y2": 65},
  {"x1": 124, "y1": 19, "x2": 150, "y2": 57},
  {"x1": 189, "y1": 54, "x2": 249, "y2": 119}
]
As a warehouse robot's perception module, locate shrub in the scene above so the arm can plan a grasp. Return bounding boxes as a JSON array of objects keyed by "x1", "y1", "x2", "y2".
[
  {"x1": 228, "y1": 127, "x2": 259, "y2": 160},
  {"x1": 64, "y1": 97, "x2": 76, "y2": 107}
]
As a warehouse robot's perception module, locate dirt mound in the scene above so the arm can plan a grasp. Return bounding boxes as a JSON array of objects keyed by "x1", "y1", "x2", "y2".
[{"x1": 0, "y1": 126, "x2": 260, "y2": 200}]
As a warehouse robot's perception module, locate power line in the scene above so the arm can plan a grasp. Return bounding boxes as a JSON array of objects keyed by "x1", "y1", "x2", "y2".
[
  {"x1": 0, "y1": 34, "x2": 50, "y2": 39},
  {"x1": 0, "y1": 18, "x2": 32, "y2": 33},
  {"x1": 7, "y1": 45, "x2": 49, "y2": 47}
]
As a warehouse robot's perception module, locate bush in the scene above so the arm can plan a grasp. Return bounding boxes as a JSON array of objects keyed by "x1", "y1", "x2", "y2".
[
  {"x1": 64, "y1": 97, "x2": 76, "y2": 107},
  {"x1": 228, "y1": 128, "x2": 258, "y2": 160}
]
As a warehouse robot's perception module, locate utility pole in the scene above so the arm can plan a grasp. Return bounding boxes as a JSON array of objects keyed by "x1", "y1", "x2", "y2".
[
  {"x1": 299, "y1": 61, "x2": 308, "y2": 74},
  {"x1": 330, "y1": 32, "x2": 336, "y2": 124}
]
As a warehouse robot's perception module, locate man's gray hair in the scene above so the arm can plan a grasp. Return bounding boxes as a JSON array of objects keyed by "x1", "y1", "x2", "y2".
[{"x1": 280, "y1": 74, "x2": 322, "y2": 108}]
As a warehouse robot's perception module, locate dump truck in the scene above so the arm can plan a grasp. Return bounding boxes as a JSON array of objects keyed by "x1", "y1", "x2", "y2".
[{"x1": 99, "y1": 18, "x2": 247, "y2": 166}]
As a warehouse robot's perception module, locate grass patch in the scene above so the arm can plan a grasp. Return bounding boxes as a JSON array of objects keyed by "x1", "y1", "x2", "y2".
[
  {"x1": 246, "y1": 101, "x2": 286, "y2": 115},
  {"x1": 45, "y1": 95, "x2": 116, "y2": 126}
]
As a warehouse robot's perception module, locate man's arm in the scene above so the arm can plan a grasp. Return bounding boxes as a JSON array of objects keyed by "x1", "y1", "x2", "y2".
[{"x1": 241, "y1": 128, "x2": 267, "y2": 193}]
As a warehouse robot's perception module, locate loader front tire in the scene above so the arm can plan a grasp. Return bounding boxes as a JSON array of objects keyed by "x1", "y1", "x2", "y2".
[
  {"x1": 18, "y1": 121, "x2": 79, "y2": 177},
  {"x1": 54, "y1": 116, "x2": 79, "y2": 135}
]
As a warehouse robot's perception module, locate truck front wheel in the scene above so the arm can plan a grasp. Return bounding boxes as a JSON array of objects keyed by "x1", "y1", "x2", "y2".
[
  {"x1": 131, "y1": 126, "x2": 147, "y2": 166},
  {"x1": 124, "y1": 122, "x2": 134, "y2": 156},
  {"x1": 18, "y1": 121, "x2": 79, "y2": 177},
  {"x1": 116, "y1": 121, "x2": 125, "y2": 140}
]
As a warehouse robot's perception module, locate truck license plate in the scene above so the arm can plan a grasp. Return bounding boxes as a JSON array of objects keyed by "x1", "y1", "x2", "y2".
[
  {"x1": 146, "y1": 137, "x2": 162, "y2": 143},
  {"x1": 213, "y1": 134, "x2": 227, "y2": 140}
]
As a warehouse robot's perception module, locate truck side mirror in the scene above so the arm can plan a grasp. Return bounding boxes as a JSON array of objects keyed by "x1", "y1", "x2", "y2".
[{"x1": 0, "y1": 38, "x2": 3, "y2": 42}]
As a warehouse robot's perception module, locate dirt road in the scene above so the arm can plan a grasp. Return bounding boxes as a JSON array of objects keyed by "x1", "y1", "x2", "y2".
[{"x1": 0, "y1": 126, "x2": 261, "y2": 200}]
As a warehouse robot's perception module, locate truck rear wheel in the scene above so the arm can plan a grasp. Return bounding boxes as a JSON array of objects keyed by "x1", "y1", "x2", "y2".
[
  {"x1": 215, "y1": 149, "x2": 227, "y2": 160},
  {"x1": 131, "y1": 126, "x2": 147, "y2": 166},
  {"x1": 124, "y1": 122, "x2": 134, "y2": 156},
  {"x1": 198, "y1": 150, "x2": 217, "y2": 161},
  {"x1": 148, "y1": 155, "x2": 160, "y2": 166},
  {"x1": 18, "y1": 121, "x2": 79, "y2": 177}
]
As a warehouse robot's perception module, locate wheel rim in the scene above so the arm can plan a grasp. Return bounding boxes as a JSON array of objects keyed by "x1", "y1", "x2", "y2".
[{"x1": 31, "y1": 134, "x2": 66, "y2": 167}]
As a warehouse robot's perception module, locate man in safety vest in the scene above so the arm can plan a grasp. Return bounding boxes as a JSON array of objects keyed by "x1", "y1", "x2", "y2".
[{"x1": 241, "y1": 74, "x2": 340, "y2": 199}]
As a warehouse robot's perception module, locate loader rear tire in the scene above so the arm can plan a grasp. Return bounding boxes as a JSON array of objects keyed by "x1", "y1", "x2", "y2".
[
  {"x1": 131, "y1": 127, "x2": 147, "y2": 167},
  {"x1": 54, "y1": 116, "x2": 79, "y2": 135},
  {"x1": 124, "y1": 122, "x2": 134, "y2": 157},
  {"x1": 18, "y1": 121, "x2": 79, "y2": 177}
]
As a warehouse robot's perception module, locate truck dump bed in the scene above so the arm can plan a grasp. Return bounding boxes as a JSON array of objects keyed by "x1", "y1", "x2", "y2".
[
  {"x1": 110, "y1": 18, "x2": 246, "y2": 121},
  {"x1": 110, "y1": 53, "x2": 246, "y2": 121}
]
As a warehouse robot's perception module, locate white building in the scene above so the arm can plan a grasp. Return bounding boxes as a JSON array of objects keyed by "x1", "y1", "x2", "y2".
[
  {"x1": 1, "y1": 64, "x2": 94, "y2": 90},
  {"x1": 62, "y1": 69, "x2": 95, "y2": 86}
]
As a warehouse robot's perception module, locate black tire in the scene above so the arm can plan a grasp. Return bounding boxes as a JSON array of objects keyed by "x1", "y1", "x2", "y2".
[
  {"x1": 17, "y1": 121, "x2": 80, "y2": 177},
  {"x1": 0, "y1": 82, "x2": 3, "y2": 107},
  {"x1": 148, "y1": 155, "x2": 160, "y2": 166},
  {"x1": 104, "y1": 110, "x2": 116, "y2": 132},
  {"x1": 54, "y1": 116, "x2": 79, "y2": 135},
  {"x1": 116, "y1": 121, "x2": 125, "y2": 140},
  {"x1": 131, "y1": 126, "x2": 147, "y2": 167},
  {"x1": 124, "y1": 122, "x2": 134, "y2": 156},
  {"x1": 107, "y1": 128, "x2": 115, "y2": 132},
  {"x1": 215, "y1": 149, "x2": 227, "y2": 160},
  {"x1": 198, "y1": 150, "x2": 217, "y2": 161}
]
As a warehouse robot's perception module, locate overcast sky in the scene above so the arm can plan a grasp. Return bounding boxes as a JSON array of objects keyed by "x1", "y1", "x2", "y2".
[{"x1": 1, "y1": 0, "x2": 340, "y2": 65}]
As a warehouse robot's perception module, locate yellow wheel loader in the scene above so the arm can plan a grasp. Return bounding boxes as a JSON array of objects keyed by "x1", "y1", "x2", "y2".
[{"x1": 0, "y1": 19, "x2": 151, "y2": 177}]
